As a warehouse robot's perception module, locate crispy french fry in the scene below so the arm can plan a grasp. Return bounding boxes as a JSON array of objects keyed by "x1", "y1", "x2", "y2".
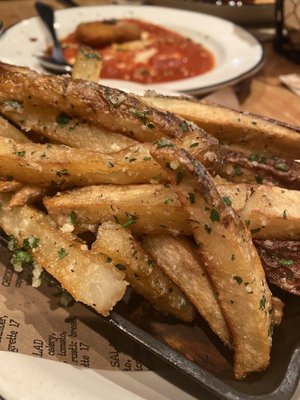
[
  {"x1": 151, "y1": 143, "x2": 274, "y2": 379},
  {"x1": 0, "y1": 102, "x2": 138, "y2": 153},
  {"x1": 72, "y1": 46, "x2": 102, "y2": 82},
  {"x1": 92, "y1": 221, "x2": 195, "y2": 322},
  {"x1": 0, "y1": 128, "x2": 219, "y2": 188},
  {"x1": 44, "y1": 184, "x2": 187, "y2": 234},
  {"x1": 141, "y1": 234, "x2": 231, "y2": 346},
  {"x1": 142, "y1": 94, "x2": 300, "y2": 160},
  {"x1": 44, "y1": 182, "x2": 300, "y2": 240},
  {"x1": 9, "y1": 185, "x2": 47, "y2": 207},
  {"x1": 0, "y1": 193, "x2": 127, "y2": 316},
  {"x1": 221, "y1": 146, "x2": 300, "y2": 190},
  {"x1": 0, "y1": 63, "x2": 219, "y2": 149},
  {"x1": 0, "y1": 115, "x2": 31, "y2": 143}
]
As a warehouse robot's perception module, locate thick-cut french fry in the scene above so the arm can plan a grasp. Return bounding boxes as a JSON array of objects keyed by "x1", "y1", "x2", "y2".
[
  {"x1": 0, "y1": 114, "x2": 31, "y2": 143},
  {"x1": 0, "y1": 102, "x2": 138, "y2": 153},
  {"x1": 0, "y1": 128, "x2": 219, "y2": 188},
  {"x1": 221, "y1": 146, "x2": 300, "y2": 190},
  {"x1": 141, "y1": 234, "x2": 231, "y2": 346},
  {"x1": 0, "y1": 63, "x2": 219, "y2": 151},
  {"x1": 151, "y1": 144, "x2": 274, "y2": 379},
  {"x1": 0, "y1": 193, "x2": 127, "y2": 316},
  {"x1": 44, "y1": 184, "x2": 187, "y2": 234},
  {"x1": 44, "y1": 183, "x2": 300, "y2": 240},
  {"x1": 92, "y1": 221, "x2": 195, "y2": 322},
  {"x1": 72, "y1": 46, "x2": 102, "y2": 82},
  {"x1": 9, "y1": 185, "x2": 47, "y2": 207},
  {"x1": 142, "y1": 94, "x2": 300, "y2": 160}
]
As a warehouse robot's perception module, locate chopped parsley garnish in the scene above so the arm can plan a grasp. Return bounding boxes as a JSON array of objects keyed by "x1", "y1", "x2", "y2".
[
  {"x1": 106, "y1": 257, "x2": 113, "y2": 263},
  {"x1": 188, "y1": 192, "x2": 196, "y2": 204},
  {"x1": 232, "y1": 165, "x2": 243, "y2": 176},
  {"x1": 259, "y1": 295, "x2": 267, "y2": 310},
  {"x1": 277, "y1": 258, "x2": 294, "y2": 266},
  {"x1": 115, "y1": 264, "x2": 126, "y2": 270},
  {"x1": 204, "y1": 224, "x2": 212, "y2": 234},
  {"x1": 14, "y1": 151, "x2": 26, "y2": 157},
  {"x1": 255, "y1": 175, "x2": 263, "y2": 184},
  {"x1": 23, "y1": 237, "x2": 40, "y2": 250},
  {"x1": 107, "y1": 161, "x2": 114, "y2": 168},
  {"x1": 58, "y1": 248, "x2": 68, "y2": 259},
  {"x1": 143, "y1": 156, "x2": 152, "y2": 161},
  {"x1": 56, "y1": 169, "x2": 70, "y2": 177},
  {"x1": 233, "y1": 275, "x2": 243, "y2": 285},
  {"x1": 56, "y1": 113, "x2": 72, "y2": 127},
  {"x1": 222, "y1": 196, "x2": 232, "y2": 206},
  {"x1": 155, "y1": 138, "x2": 174, "y2": 148},
  {"x1": 248, "y1": 153, "x2": 260, "y2": 161},
  {"x1": 129, "y1": 108, "x2": 149, "y2": 124},
  {"x1": 5, "y1": 100, "x2": 23, "y2": 110},
  {"x1": 210, "y1": 209, "x2": 220, "y2": 222},
  {"x1": 129, "y1": 158, "x2": 136, "y2": 163},
  {"x1": 7, "y1": 235, "x2": 18, "y2": 252},
  {"x1": 250, "y1": 227, "x2": 261, "y2": 234},
  {"x1": 190, "y1": 142, "x2": 199, "y2": 148},
  {"x1": 81, "y1": 49, "x2": 101, "y2": 60},
  {"x1": 244, "y1": 220, "x2": 250, "y2": 226},
  {"x1": 231, "y1": 254, "x2": 235, "y2": 261},
  {"x1": 283, "y1": 210, "x2": 288, "y2": 219},
  {"x1": 179, "y1": 120, "x2": 189, "y2": 132},
  {"x1": 11, "y1": 250, "x2": 33, "y2": 265},
  {"x1": 164, "y1": 198, "x2": 173, "y2": 205},
  {"x1": 275, "y1": 162, "x2": 290, "y2": 172},
  {"x1": 123, "y1": 213, "x2": 137, "y2": 228},
  {"x1": 69, "y1": 211, "x2": 77, "y2": 226}
]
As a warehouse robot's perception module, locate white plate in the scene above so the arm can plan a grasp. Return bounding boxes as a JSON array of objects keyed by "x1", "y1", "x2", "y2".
[{"x1": 0, "y1": 5, "x2": 264, "y2": 95}]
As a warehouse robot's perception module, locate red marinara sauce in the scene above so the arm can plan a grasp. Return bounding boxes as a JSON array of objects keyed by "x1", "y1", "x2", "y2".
[{"x1": 61, "y1": 19, "x2": 215, "y2": 84}]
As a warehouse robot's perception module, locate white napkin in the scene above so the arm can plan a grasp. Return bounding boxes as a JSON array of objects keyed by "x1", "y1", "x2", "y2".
[{"x1": 279, "y1": 73, "x2": 300, "y2": 96}]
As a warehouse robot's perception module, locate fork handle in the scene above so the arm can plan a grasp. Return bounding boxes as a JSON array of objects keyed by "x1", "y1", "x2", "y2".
[{"x1": 35, "y1": 2, "x2": 61, "y2": 49}]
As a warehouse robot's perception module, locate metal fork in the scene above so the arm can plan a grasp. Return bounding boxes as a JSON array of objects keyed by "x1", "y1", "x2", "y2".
[{"x1": 35, "y1": 2, "x2": 72, "y2": 73}]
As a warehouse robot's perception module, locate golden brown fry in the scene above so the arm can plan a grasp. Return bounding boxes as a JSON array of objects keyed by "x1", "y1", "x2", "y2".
[
  {"x1": 0, "y1": 193, "x2": 127, "y2": 316},
  {"x1": 142, "y1": 94, "x2": 300, "y2": 160},
  {"x1": 44, "y1": 184, "x2": 187, "y2": 234},
  {"x1": 72, "y1": 46, "x2": 102, "y2": 82},
  {"x1": 0, "y1": 128, "x2": 219, "y2": 188},
  {"x1": 92, "y1": 221, "x2": 194, "y2": 322},
  {"x1": 0, "y1": 136, "x2": 165, "y2": 187},
  {"x1": 141, "y1": 234, "x2": 231, "y2": 346},
  {"x1": 0, "y1": 101, "x2": 138, "y2": 153},
  {"x1": 0, "y1": 63, "x2": 219, "y2": 155},
  {"x1": 0, "y1": 114, "x2": 31, "y2": 143},
  {"x1": 9, "y1": 185, "x2": 47, "y2": 207},
  {"x1": 151, "y1": 144, "x2": 274, "y2": 379},
  {"x1": 44, "y1": 182, "x2": 300, "y2": 240}
]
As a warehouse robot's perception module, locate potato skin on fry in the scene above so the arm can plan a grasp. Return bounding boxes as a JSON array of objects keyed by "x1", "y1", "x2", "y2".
[
  {"x1": 151, "y1": 144, "x2": 274, "y2": 379},
  {"x1": 0, "y1": 63, "x2": 220, "y2": 157},
  {"x1": 75, "y1": 20, "x2": 141, "y2": 47},
  {"x1": 143, "y1": 94, "x2": 300, "y2": 160},
  {"x1": 44, "y1": 182, "x2": 300, "y2": 240},
  {"x1": 142, "y1": 234, "x2": 231, "y2": 346}
]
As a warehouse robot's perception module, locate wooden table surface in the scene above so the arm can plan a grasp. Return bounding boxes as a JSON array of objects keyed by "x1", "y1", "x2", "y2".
[{"x1": 1, "y1": 0, "x2": 300, "y2": 126}]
